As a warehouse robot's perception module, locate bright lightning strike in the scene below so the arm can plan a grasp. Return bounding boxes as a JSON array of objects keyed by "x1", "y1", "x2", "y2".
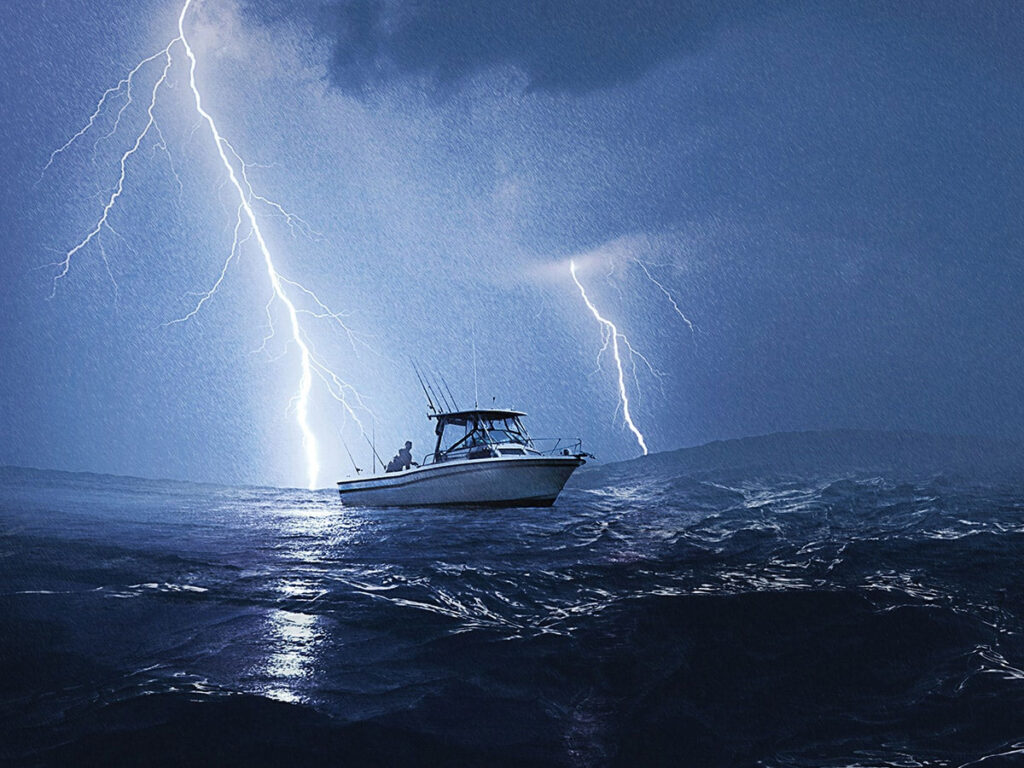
[
  {"x1": 570, "y1": 259, "x2": 649, "y2": 456},
  {"x1": 41, "y1": 0, "x2": 370, "y2": 490}
]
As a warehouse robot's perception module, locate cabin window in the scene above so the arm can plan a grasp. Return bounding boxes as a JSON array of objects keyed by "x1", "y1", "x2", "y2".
[{"x1": 438, "y1": 419, "x2": 473, "y2": 453}]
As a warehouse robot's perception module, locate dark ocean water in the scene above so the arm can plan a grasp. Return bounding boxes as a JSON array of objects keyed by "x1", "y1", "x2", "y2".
[{"x1": 2, "y1": 433, "x2": 1024, "y2": 767}]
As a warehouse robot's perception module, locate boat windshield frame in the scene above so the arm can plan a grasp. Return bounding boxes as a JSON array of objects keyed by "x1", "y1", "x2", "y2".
[
  {"x1": 421, "y1": 409, "x2": 583, "y2": 464},
  {"x1": 427, "y1": 409, "x2": 533, "y2": 463}
]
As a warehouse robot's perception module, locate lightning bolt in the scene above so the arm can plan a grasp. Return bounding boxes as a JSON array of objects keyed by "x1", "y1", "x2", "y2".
[
  {"x1": 40, "y1": 0, "x2": 370, "y2": 490},
  {"x1": 570, "y1": 259, "x2": 649, "y2": 456},
  {"x1": 38, "y1": 46, "x2": 177, "y2": 184},
  {"x1": 45, "y1": 39, "x2": 177, "y2": 298},
  {"x1": 632, "y1": 258, "x2": 697, "y2": 342}
]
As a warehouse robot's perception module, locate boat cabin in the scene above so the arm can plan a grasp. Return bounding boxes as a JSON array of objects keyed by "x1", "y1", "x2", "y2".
[{"x1": 429, "y1": 409, "x2": 537, "y2": 463}]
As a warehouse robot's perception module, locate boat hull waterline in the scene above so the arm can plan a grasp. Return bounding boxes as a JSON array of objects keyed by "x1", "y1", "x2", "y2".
[{"x1": 337, "y1": 456, "x2": 584, "y2": 507}]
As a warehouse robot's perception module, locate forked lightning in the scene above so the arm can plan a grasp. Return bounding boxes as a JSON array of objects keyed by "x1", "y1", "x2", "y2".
[{"x1": 41, "y1": 0, "x2": 367, "y2": 489}]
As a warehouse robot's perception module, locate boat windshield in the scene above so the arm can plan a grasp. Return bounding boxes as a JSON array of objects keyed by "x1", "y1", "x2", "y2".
[
  {"x1": 479, "y1": 417, "x2": 529, "y2": 445},
  {"x1": 436, "y1": 415, "x2": 531, "y2": 455}
]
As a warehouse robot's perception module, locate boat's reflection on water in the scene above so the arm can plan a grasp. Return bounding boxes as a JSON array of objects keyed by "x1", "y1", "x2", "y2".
[{"x1": 253, "y1": 500, "x2": 363, "y2": 705}]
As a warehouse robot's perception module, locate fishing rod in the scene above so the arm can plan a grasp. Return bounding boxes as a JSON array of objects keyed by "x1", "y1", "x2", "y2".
[
  {"x1": 411, "y1": 360, "x2": 437, "y2": 413},
  {"x1": 430, "y1": 368, "x2": 452, "y2": 411},
  {"x1": 423, "y1": 371, "x2": 446, "y2": 414},
  {"x1": 438, "y1": 371, "x2": 459, "y2": 411},
  {"x1": 362, "y1": 431, "x2": 385, "y2": 473},
  {"x1": 338, "y1": 429, "x2": 362, "y2": 474}
]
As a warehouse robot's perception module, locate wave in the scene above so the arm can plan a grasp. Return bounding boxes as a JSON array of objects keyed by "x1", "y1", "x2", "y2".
[{"x1": 3, "y1": 432, "x2": 1024, "y2": 766}]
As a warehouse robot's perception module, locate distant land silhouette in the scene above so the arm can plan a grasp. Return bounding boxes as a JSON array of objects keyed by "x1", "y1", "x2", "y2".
[{"x1": 575, "y1": 430, "x2": 1024, "y2": 487}]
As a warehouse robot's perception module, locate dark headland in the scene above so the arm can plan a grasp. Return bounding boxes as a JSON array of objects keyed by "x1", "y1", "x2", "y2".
[{"x1": 574, "y1": 429, "x2": 1024, "y2": 487}]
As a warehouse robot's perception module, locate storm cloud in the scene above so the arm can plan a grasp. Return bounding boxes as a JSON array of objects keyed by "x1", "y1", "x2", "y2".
[
  {"x1": 251, "y1": 0, "x2": 751, "y2": 95},
  {"x1": 5, "y1": 0, "x2": 1024, "y2": 484}
]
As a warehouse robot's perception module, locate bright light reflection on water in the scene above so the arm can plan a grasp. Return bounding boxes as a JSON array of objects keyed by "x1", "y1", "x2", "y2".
[
  {"x1": 262, "y1": 608, "x2": 321, "y2": 703},
  {"x1": 255, "y1": 500, "x2": 361, "y2": 704}
]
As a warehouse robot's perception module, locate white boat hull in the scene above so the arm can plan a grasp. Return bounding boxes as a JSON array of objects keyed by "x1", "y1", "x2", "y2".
[{"x1": 336, "y1": 455, "x2": 584, "y2": 508}]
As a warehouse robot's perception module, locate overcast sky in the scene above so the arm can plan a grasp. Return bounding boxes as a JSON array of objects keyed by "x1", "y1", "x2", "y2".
[{"x1": 2, "y1": 0, "x2": 1023, "y2": 486}]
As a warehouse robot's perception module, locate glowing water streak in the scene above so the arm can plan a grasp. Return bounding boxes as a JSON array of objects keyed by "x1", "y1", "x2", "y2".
[{"x1": 570, "y1": 259, "x2": 649, "y2": 456}]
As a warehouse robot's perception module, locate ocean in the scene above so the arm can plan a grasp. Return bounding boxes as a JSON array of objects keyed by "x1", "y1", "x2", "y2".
[{"x1": 2, "y1": 431, "x2": 1023, "y2": 767}]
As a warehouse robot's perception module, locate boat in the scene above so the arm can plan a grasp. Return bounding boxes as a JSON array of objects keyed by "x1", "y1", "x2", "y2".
[{"x1": 336, "y1": 408, "x2": 588, "y2": 507}]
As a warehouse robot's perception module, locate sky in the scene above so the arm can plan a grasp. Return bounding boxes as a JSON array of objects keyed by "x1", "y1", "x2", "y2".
[{"x1": 1, "y1": 0, "x2": 1023, "y2": 487}]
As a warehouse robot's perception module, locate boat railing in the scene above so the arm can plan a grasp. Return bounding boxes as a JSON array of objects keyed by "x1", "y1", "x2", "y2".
[{"x1": 527, "y1": 437, "x2": 584, "y2": 456}]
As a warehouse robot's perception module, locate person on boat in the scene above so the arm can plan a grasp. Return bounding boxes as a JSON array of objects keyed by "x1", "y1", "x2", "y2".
[
  {"x1": 386, "y1": 441, "x2": 416, "y2": 472},
  {"x1": 398, "y1": 441, "x2": 415, "y2": 469}
]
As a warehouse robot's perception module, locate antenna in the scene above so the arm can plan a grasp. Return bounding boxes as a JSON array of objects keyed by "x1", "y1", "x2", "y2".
[
  {"x1": 472, "y1": 336, "x2": 479, "y2": 408},
  {"x1": 411, "y1": 360, "x2": 437, "y2": 413},
  {"x1": 439, "y1": 372, "x2": 459, "y2": 412}
]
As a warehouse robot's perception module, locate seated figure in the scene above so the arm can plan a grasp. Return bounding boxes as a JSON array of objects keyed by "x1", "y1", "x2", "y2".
[{"x1": 386, "y1": 441, "x2": 415, "y2": 472}]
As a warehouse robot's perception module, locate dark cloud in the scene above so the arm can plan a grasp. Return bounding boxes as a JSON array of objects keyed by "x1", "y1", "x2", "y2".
[{"x1": 260, "y1": 0, "x2": 750, "y2": 95}]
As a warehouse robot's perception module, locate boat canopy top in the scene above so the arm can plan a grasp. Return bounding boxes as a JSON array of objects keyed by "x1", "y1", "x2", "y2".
[
  {"x1": 428, "y1": 408, "x2": 533, "y2": 461},
  {"x1": 428, "y1": 408, "x2": 526, "y2": 424}
]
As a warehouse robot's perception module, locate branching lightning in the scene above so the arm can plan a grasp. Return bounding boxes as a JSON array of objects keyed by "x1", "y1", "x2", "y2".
[
  {"x1": 38, "y1": 46, "x2": 177, "y2": 184},
  {"x1": 40, "y1": 0, "x2": 370, "y2": 490},
  {"x1": 570, "y1": 259, "x2": 649, "y2": 456},
  {"x1": 632, "y1": 258, "x2": 697, "y2": 342},
  {"x1": 45, "y1": 41, "x2": 176, "y2": 299},
  {"x1": 574, "y1": 248, "x2": 698, "y2": 455}
]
